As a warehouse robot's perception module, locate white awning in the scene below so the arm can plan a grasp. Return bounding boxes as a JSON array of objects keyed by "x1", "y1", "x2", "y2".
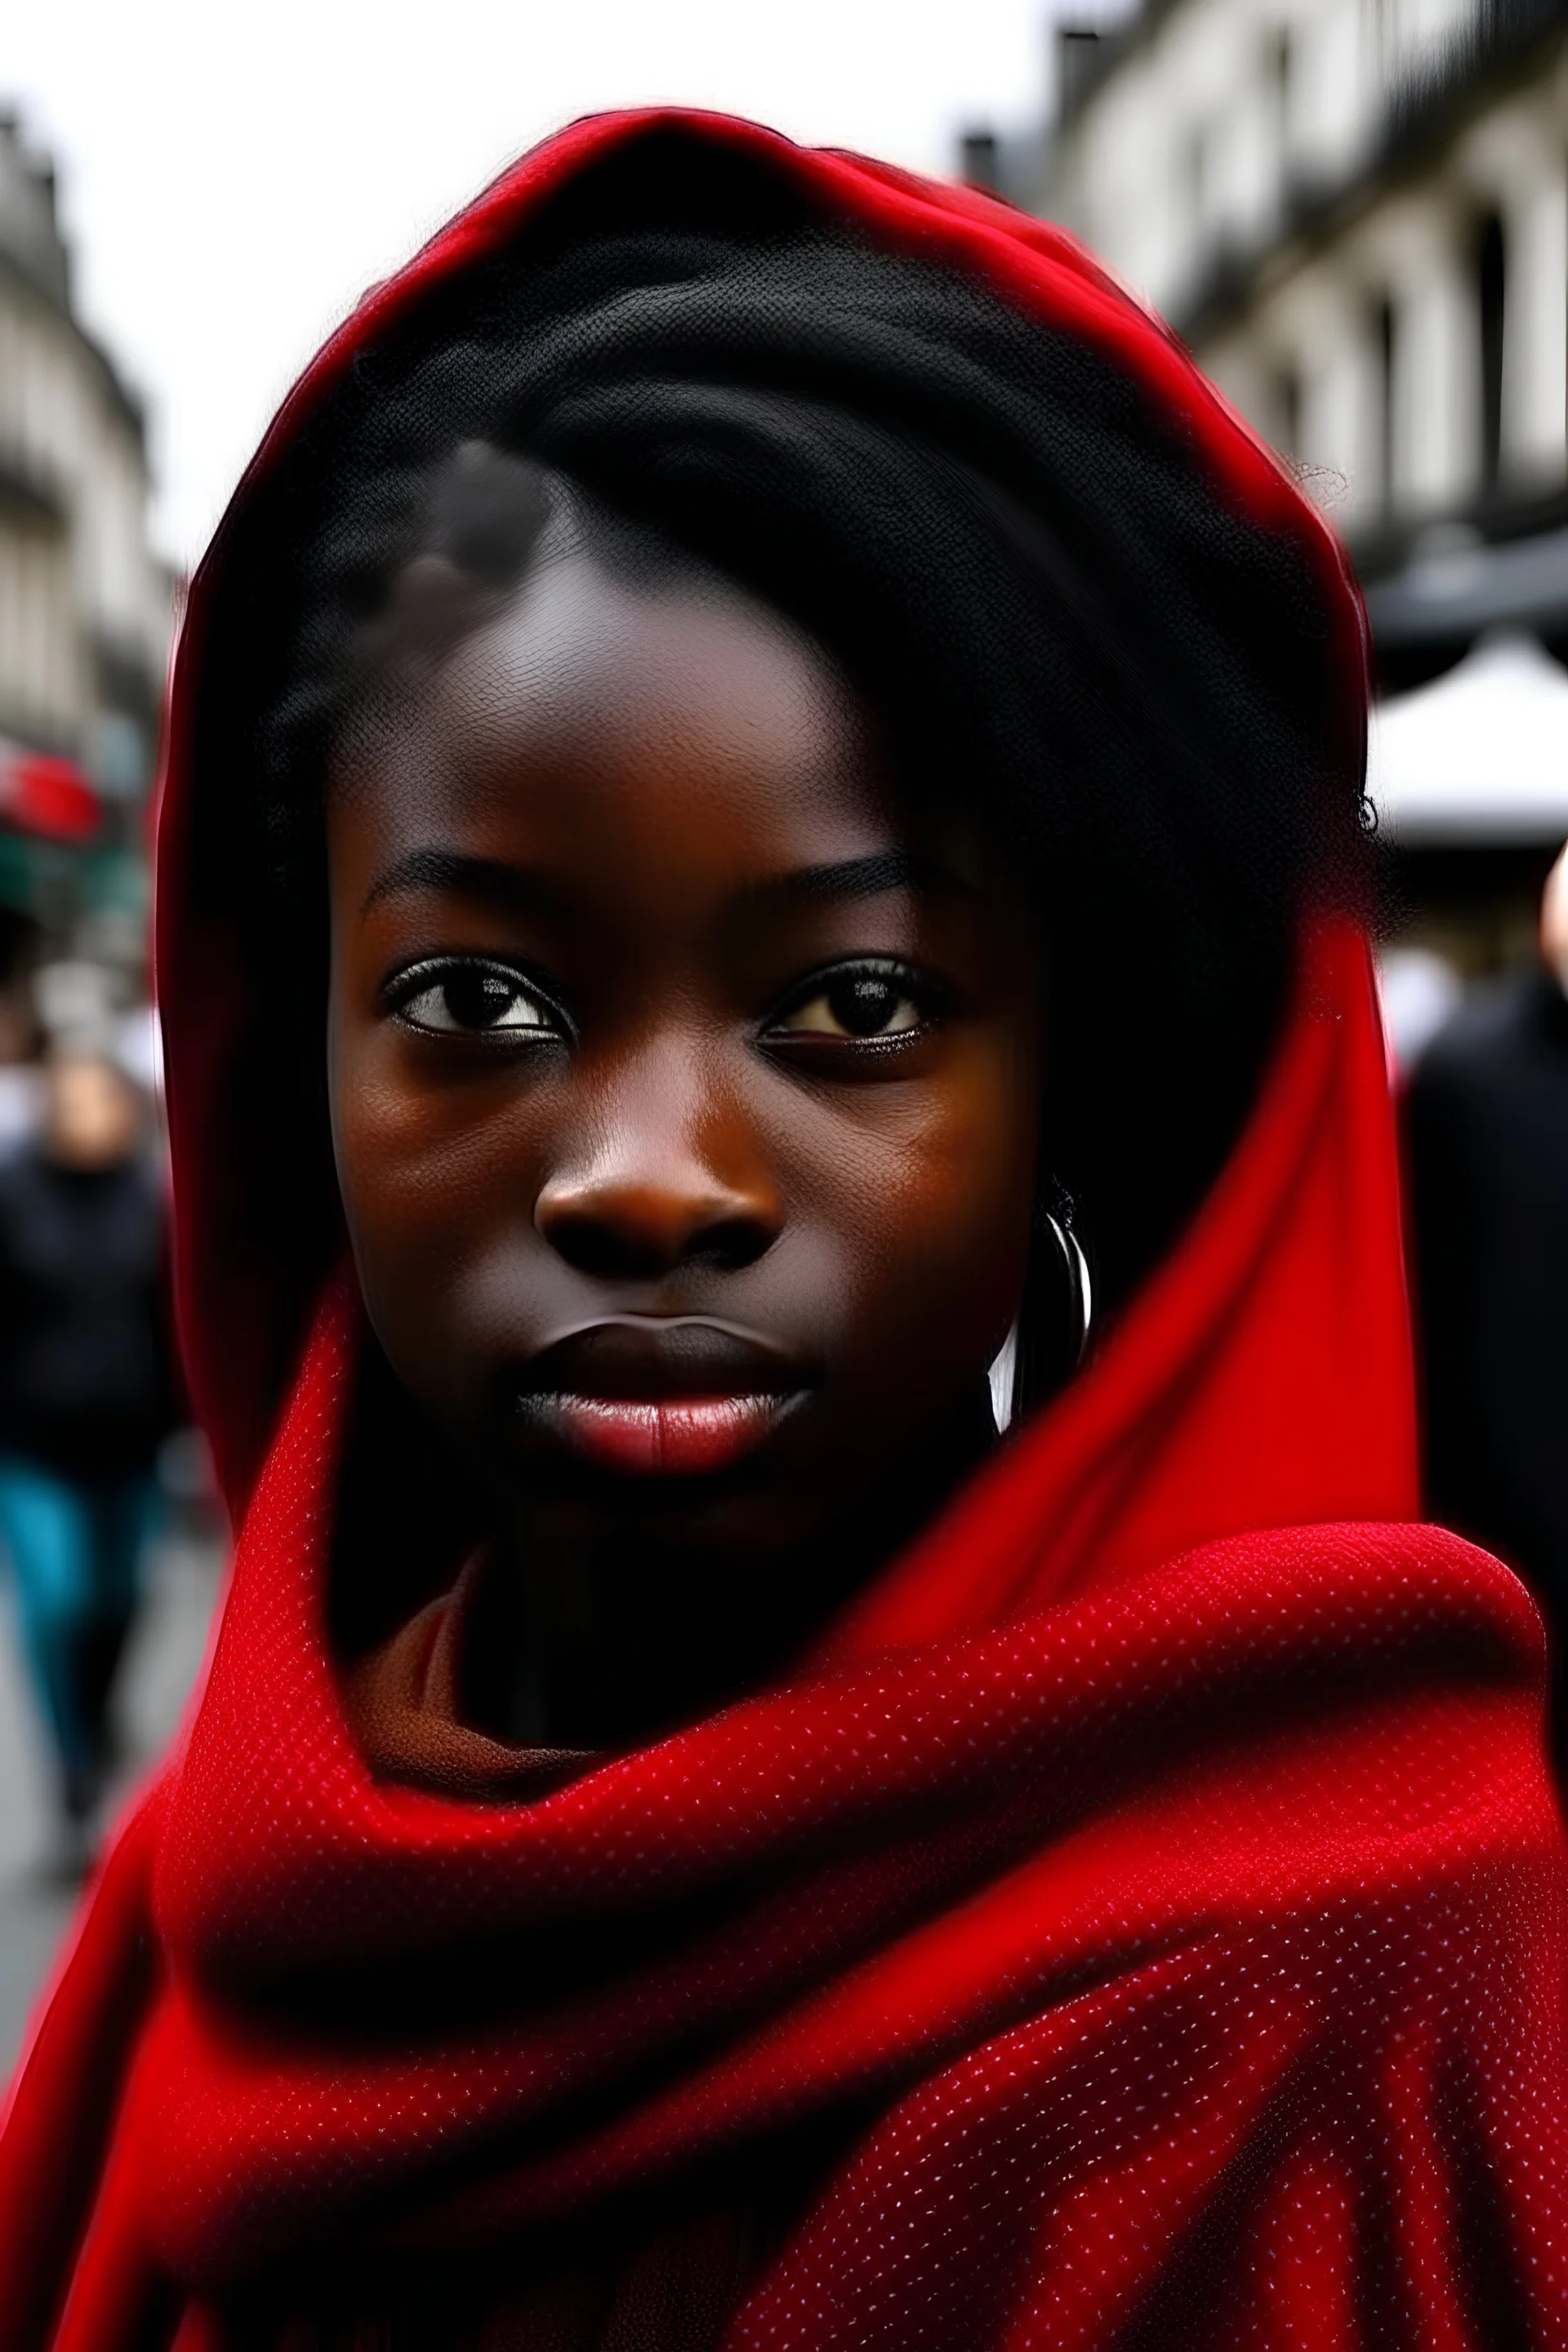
[{"x1": 1366, "y1": 632, "x2": 1568, "y2": 846}]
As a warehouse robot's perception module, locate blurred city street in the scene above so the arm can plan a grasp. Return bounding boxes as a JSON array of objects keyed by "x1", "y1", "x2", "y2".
[
  {"x1": 0, "y1": 1520, "x2": 220, "y2": 2074},
  {"x1": 0, "y1": 1, "x2": 1564, "y2": 2335}
]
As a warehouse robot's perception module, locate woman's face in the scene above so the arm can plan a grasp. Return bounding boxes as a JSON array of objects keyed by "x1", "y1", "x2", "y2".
[{"x1": 327, "y1": 547, "x2": 1041, "y2": 1591}]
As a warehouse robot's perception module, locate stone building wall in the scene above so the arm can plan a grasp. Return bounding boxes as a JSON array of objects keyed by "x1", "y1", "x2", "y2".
[
  {"x1": 1021, "y1": 1, "x2": 1568, "y2": 599},
  {"x1": 0, "y1": 112, "x2": 168, "y2": 789}
]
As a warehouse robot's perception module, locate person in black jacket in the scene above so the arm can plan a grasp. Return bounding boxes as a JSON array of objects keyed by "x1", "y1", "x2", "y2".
[
  {"x1": 1405, "y1": 843, "x2": 1568, "y2": 1771},
  {"x1": 0, "y1": 1050, "x2": 173, "y2": 1838}
]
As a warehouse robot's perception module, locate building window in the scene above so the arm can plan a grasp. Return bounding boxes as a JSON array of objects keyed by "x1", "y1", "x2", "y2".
[
  {"x1": 1374, "y1": 294, "x2": 1396, "y2": 517},
  {"x1": 1186, "y1": 124, "x2": 1214, "y2": 243},
  {"x1": 1272, "y1": 24, "x2": 1295, "y2": 170},
  {"x1": 1476, "y1": 208, "x2": 1506, "y2": 490}
]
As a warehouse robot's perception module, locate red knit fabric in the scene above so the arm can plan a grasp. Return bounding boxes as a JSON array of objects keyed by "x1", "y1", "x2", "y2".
[{"x1": 2, "y1": 110, "x2": 1566, "y2": 2350}]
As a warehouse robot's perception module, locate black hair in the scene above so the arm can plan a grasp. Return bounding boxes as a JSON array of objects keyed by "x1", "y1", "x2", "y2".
[{"x1": 193, "y1": 127, "x2": 1368, "y2": 1356}]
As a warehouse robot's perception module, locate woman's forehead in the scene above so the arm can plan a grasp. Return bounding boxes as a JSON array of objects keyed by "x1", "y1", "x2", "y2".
[
  {"x1": 330, "y1": 548, "x2": 895, "y2": 855},
  {"x1": 444, "y1": 551, "x2": 866, "y2": 764}
]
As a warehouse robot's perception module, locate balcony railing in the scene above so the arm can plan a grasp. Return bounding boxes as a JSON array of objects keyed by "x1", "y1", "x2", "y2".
[
  {"x1": 1171, "y1": 0, "x2": 1564, "y2": 343},
  {"x1": 0, "y1": 447, "x2": 65, "y2": 532},
  {"x1": 1386, "y1": 0, "x2": 1564, "y2": 139}
]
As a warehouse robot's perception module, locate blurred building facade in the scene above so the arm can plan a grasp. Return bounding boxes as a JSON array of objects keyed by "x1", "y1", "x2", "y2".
[
  {"x1": 973, "y1": 0, "x2": 1568, "y2": 973},
  {"x1": 0, "y1": 109, "x2": 170, "y2": 983}
]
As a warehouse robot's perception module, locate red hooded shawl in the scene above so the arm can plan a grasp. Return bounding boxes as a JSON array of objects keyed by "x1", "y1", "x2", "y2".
[{"x1": 3, "y1": 111, "x2": 1566, "y2": 2351}]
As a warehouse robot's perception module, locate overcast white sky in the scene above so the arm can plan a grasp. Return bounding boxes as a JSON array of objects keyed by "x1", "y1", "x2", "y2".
[{"x1": 6, "y1": 2, "x2": 1121, "y2": 569}]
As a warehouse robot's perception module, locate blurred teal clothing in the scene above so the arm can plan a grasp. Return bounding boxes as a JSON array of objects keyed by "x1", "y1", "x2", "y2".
[{"x1": 0, "y1": 1458, "x2": 159, "y2": 1802}]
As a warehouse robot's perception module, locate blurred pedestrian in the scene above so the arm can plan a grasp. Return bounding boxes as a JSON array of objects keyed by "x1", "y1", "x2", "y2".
[
  {"x1": 1405, "y1": 840, "x2": 1568, "y2": 1768},
  {"x1": 0, "y1": 1049, "x2": 172, "y2": 1851}
]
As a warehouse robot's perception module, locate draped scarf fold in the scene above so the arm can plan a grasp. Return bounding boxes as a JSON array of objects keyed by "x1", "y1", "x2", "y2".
[{"x1": 5, "y1": 922, "x2": 1566, "y2": 2348}]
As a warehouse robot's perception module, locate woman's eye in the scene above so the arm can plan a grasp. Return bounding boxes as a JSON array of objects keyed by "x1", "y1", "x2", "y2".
[
  {"x1": 771, "y1": 967, "x2": 928, "y2": 1041},
  {"x1": 393, "y1": 964, "x2": 556, "y2": 1037}
]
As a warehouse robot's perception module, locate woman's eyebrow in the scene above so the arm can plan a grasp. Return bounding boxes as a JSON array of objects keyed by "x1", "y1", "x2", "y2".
[
  {"x1": 741, "y1": 849, "x2": 972, "y2": 911},
  {"x1": 361, "y1": 845, "x2": 976, "y2": 920},
  {"x1": 359, "y1": 848, "x2": 558, "y2": 919}
]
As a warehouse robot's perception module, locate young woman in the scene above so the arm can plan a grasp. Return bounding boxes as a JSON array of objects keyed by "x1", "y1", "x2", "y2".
[{"x1": 3, "y1": 111, "x2": 1565, "y2": 2350}]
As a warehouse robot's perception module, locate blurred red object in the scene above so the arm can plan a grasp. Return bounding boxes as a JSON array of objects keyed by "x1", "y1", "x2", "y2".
[{"x1": 0, "y1": 738, "x2": 100, "y2": 843}]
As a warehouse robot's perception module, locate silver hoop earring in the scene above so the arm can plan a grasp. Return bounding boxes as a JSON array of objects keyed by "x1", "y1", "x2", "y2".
[
  {"x1": 1042, "y1": 1210, "x2": 1094, "y2": 1370},
  {"x1": 987, "y1": 1321, "x2": 1020, "y2": 1433},
  {"x1": 989, "y1": 1205, "x2": 1094, "y2": 1435}
]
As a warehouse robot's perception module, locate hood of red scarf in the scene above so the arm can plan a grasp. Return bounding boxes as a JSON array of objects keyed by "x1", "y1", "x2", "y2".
[{"x1": 152, "y1": 105, "x2": 1377, "y2": 1530}]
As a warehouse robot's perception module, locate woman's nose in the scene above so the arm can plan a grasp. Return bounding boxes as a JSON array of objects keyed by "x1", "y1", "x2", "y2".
[{"x1": 534, "y1": 1040, "x2": 782, "y2": 1281}]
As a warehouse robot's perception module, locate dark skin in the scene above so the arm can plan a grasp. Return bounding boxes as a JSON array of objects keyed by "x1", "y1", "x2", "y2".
[{"x1": 327, "y1": 544, "x2": 1042, "y2": 1747}]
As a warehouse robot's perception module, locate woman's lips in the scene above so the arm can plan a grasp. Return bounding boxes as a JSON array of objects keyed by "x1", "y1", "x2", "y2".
[
  {"x1": 510, "y1": 1318, "x2": 810, "y2": 1478},
  {"x1": 523, "y1": 1391, "x2": 795, "y2": 1476}
]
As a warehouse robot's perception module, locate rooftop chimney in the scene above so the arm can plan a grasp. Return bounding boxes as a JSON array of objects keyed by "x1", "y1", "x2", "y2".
[
  {"x1": 1056, "y1": 24, "x2": 1103, "y2": 121},
  {"x1": 960, "y1": 128, "x2": 1002, "y2": 192}
]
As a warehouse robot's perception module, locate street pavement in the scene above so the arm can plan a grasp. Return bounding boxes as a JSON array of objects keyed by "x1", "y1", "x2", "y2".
[{"x1": 0, "y1": 1524, "x2": 224, "y2": 2077}]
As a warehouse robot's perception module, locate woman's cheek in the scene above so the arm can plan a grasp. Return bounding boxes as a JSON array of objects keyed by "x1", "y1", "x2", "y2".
[
  {"x1": 338, "y1": 1015, "x2": 526, "y2": 1214},
  {"x1": 800, "y1": 1053, "x2": 1034, "y2": 1370},
  {"x1": 861, "y1": 1046, "x2": 1036, "y2": 1263}
]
